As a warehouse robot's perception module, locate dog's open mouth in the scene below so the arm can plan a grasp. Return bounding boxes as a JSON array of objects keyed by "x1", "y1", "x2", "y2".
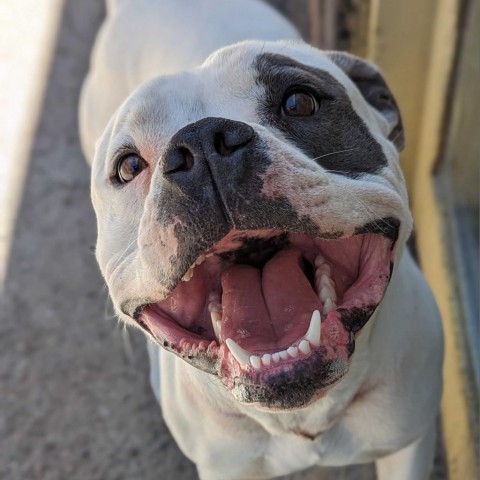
[{"x1": 136, "y1": 226, "x2": 397, "y2": 408}]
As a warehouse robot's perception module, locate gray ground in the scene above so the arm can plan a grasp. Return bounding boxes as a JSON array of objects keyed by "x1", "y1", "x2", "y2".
[{"x1": 0, "y1": 1, "x2": 447, "y2": 479}]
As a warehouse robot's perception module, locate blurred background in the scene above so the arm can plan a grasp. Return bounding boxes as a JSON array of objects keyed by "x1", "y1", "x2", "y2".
[{"x1": 0, "y1": 0, "x2": 478, "y2": 479}]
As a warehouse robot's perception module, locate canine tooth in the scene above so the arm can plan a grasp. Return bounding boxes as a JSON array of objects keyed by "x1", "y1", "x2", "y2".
[
  {"x1": 299, "y1": 340, "x2": 311, "y2": 355},
  {"x1": 272, "y1": 352, "x2": 281, "y2": 363},
  {"x1": 279, "y1": 350, "x2": 289, "y2": 360},
  {"x1": 287, "y1": 346, "x2": 298, "y2": 358},
  {"x1": 261, "y1": 354, "x2": 272, "y2": 366},
  {"x1": 250, "y1": 355, "x2": 261, "y2": 369},
  {"x1": 305, "y1": 310, "x2": 321, "y2": 347},
  {"x1": 225, "y1": 338, "x2": 250, "y2": 366},
  {"x1": 211, "y1": 311, "x2": 222, "y2": 339},
  {"x1": 323, "y1": 298, "x2": 336, "y2": 315}
]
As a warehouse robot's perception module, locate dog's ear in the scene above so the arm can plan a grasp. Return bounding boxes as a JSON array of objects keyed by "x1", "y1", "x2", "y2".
[{"x1": 327, "y1": 52, "x2": 404, "y2": 151}]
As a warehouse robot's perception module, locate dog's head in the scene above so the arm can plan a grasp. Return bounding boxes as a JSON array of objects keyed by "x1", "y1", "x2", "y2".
[{"x1": 91, "y1": 40, "x2": 411, "y2": 409}]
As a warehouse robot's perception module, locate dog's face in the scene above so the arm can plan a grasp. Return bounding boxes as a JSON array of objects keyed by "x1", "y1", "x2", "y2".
[{"x1": 91, "y1": 40, "x2": 411, "y2": 409}]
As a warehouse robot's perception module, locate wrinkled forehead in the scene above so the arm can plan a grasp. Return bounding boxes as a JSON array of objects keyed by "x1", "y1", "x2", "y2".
[
  {"x1": 95, "y1": 41, "x2": 353, "y2": 171},
  {"x1": 203, "y1": 40, "x2": 345, "y2": 88}
]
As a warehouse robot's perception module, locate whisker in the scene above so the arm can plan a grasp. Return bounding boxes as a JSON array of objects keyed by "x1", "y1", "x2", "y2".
[
  {"x1": 389, "y1": 130, "x2": 403, "y2": 145},
  {"x1": 109, "y1": 235, "x2": 137, "y2": 274},
  {"x1": 108, "y1": 236, "x2": 138, "y2": 286},
  {"x1": 321, "y1": 168, "x2": 394, "y2": 230},
  {"x1": 311, "y1": 148, "x2": 359, "y2": 162}
]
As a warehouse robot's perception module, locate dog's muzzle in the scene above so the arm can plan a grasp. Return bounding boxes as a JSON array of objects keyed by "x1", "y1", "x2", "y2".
[{"x1": 131, "y1": 117, "x2": 399, "y2": 409}]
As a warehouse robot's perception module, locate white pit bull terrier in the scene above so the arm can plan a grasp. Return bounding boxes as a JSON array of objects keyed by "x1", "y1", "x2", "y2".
[{"x1": 80, "y1": 1, "x2": 444, "y2": 478}]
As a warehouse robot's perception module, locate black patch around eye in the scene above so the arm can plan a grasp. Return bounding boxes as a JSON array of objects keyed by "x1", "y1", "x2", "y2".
[{"x1": 254, "y1": 53, "x2": 388, "y2": 178}]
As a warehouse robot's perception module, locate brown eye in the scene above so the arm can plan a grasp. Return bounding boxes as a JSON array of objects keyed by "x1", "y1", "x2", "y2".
[
  {"x1": 116, "y1": 154, "x2": 147, "y2": 183},
  {"x1": 282, "y1": 91, "x2": 319, "y2": 117}
]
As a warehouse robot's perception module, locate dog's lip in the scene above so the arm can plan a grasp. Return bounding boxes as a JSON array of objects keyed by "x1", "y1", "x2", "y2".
[{"x1": 135, "y1": 228, "x2": 397, "y2": 392}]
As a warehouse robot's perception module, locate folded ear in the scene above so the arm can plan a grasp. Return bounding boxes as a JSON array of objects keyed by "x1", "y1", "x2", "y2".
[{"x1": 327, "y1": 52, "x2": 404, "y2": 151}]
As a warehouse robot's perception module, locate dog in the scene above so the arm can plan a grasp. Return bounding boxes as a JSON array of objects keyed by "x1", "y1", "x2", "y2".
[{"x1": 79, "y1": 1, "x2": 444, "y2": 478}]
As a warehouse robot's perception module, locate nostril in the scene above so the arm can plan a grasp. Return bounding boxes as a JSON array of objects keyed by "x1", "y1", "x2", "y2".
[
  {"x1": 214, "y1": 133, "x2": 234, "y2": 156},
  {"x1": 163, "y1": 146, "x2": 195, "y2": 175},
  {"x1": 179, "y1": 147, "x2": 195, "y2": 170},
  {"x1": 214, "y1": 129, "x2": 253, "y2": 157},
  {"x1": 163, "y1": 119, "x2": 255, "y2": 178}
]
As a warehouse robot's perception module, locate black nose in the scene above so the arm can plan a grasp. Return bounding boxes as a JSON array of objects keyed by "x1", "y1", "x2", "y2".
[{"x1": 162, "y1": 117, "x2": 254, "y2": 175}]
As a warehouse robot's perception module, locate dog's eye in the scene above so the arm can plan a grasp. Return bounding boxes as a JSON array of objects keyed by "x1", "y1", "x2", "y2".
[
  {"x1": 116, "y1": 154, "x2": 147, "y2": 183},
  {"x1": 282, "y1": 90, "x2": 319, "y2": 117}
]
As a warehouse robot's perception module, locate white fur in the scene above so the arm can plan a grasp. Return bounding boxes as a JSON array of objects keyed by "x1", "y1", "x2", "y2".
[{"x1": 80, "y1": 1, "x2": 444, "y2": 479}]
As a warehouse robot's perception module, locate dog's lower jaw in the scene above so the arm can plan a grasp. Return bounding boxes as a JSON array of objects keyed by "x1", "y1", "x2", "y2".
[{"x1": 225, "y1": 356, "x2": 349, "y2": 410}]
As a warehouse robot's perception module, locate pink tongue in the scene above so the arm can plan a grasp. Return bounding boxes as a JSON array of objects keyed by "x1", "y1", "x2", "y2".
[{"x1": 221, "y1": 248, "x2": 323, "y2": 351}]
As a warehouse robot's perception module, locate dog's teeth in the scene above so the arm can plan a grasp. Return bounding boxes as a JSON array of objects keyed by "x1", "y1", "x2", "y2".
[
  {"x1": 208, "y1": 292, "x2": 222, "y2": 314},
  {"x1": 211, "y1": 311, "x2": 222, "y2": 339},
  {"x1": 225, "y1": 338, "x2": 250, "y2": 367},
  {"x1": 305, "y1": 310, "x2": 321, "y2": 347},
  {"x1": 316, "y1": 264, "x2": 331, "y2": 277},
  {"x1": 261, "y1": 353, "x2": 272, "y2": 366},
  {"x1": 298, "y1": 339, "x2": 311, "y2": 355},
  {"x1": 272, "y1": 352, "x2": 281, "y2": 363},
  {"x1": 182, "y1": 269, "x2": 193, "y2": 282},
  {"x1": 314, "y1": 255, "x2": 325, "y2": 267},
  {"x1": 319, "y1": 273, "x2": 334, "y2": 288},
  {"x1": 250, "y1": 355, "x2": 261, "y2": 369},
  {"x1": 195, "y1": 254, "x2": 205, "y2": 265},
  {"x1": 323, "y1": 298, "x2": 336, "y2": 315},
  {"x1": 208, "y1": 300, "x2": 222, "y2": 313},
  {"x1": 279, "y1": 350, "x2": 289, "y2": 360},
  {"x1": 319, "y1": 286, "x2": 332, "y2": 302},
  {"x1": 208, "y1": 302, "x2": 221, "y2": 313},
  {"x1": 226, "y1": 311, "x2": 326, "y2": 369},
  {"x1": 287, "y1": 346, "x2": 298, "y2": 358}
]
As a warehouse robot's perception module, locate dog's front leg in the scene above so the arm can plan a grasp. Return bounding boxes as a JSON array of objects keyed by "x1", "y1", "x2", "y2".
[{"x1": 375, "y1": 421, "x2": 437, "y2": 480}]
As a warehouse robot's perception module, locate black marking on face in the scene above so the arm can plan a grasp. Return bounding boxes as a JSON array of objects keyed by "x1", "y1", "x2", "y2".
[
  {"x1": 338, "y1": 305, "x2": 378, "y2": 335},
  {"x1": 254, "y1": 53, "x2": 388, "y2": 178},
  {"x1": 354, "y1": 216, "x2": 400, "y2": 242},
  {"x1": 218, "y1": 234, "x2": 289, "y2": 267},
  {"x1": 230, "y1": 354, "x2": 347, "y2": 409},
  {"x1": 327, "y1": 52, "x2": 404, "y2": 151},
  {"x1": 151, "y1": 117, "x2": 321, "y2": 292}
]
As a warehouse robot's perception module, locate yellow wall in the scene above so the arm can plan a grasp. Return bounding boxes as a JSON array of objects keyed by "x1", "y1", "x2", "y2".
[{"x1": 363, "y1": 0, "x2": 479, "y2": 477}]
